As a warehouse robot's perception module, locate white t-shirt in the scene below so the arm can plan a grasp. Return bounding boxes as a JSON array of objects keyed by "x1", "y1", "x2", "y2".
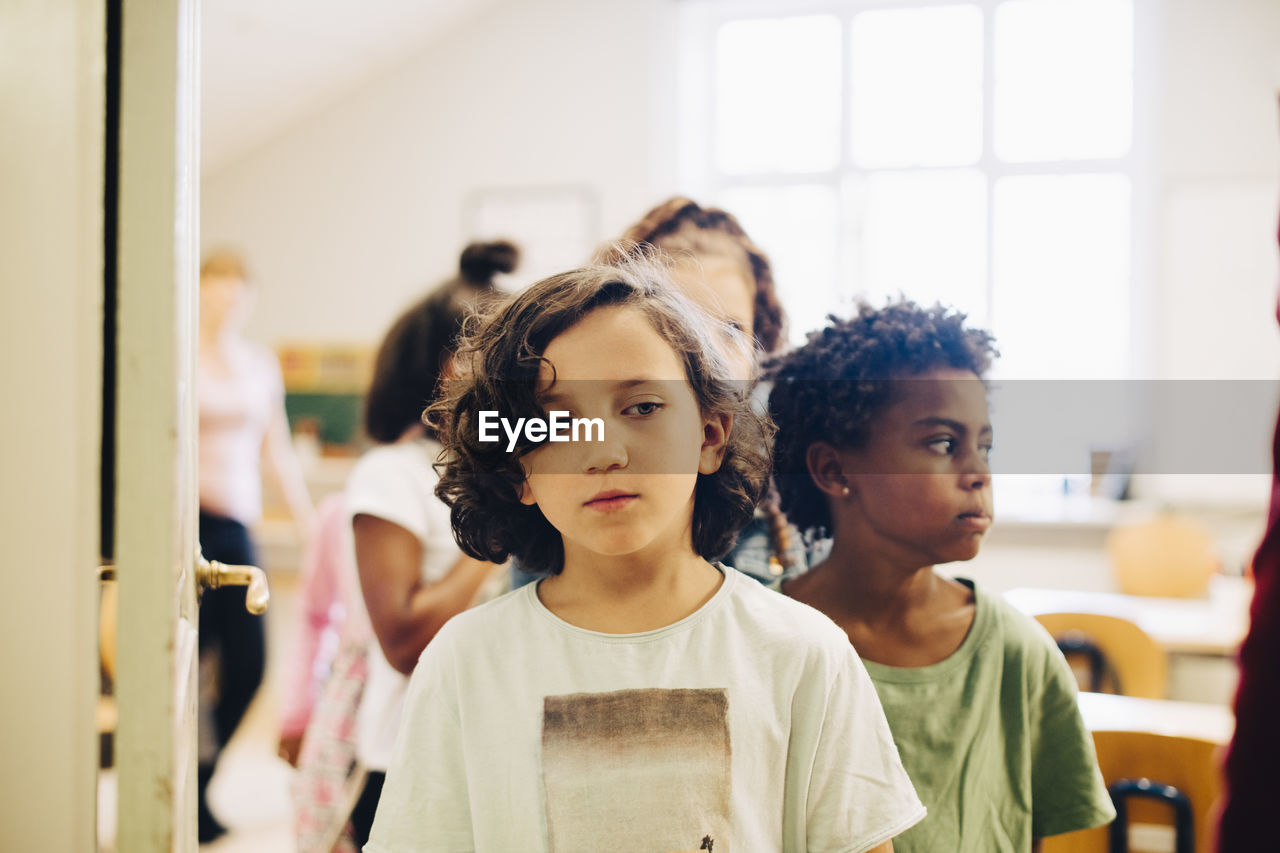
[
  {"x1": 197, "y1": 340, "x2": 281, "y2": 523},
  {"x1": 346, "y1": 438, "x2": 461, "y2": 772},
  {"x1": 367, "y1": 567, "x2": 925, "y2": 853}
]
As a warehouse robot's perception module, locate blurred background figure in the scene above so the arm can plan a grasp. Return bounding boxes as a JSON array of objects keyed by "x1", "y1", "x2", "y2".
[
  {"x1": 614, "y1": 196, "x2": 786, "y2": 362},
  {"x1": 196, "y1": 249, "x2": 317, "y2": 843},
  {"x1": 611, "y1": 197, "x2": 809, "y2": 579},
  {"x1": 286, "y1": 241, "x2": 514, "y2": 851}
]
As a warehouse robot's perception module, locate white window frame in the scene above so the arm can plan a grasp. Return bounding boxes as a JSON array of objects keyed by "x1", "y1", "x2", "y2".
[{"x1": 677, "y1": 0, "x2": 1158, "y2": 380}]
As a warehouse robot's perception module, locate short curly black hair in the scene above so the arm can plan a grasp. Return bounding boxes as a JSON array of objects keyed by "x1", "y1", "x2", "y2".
[
  {"x1": 767, "y1": 300, "x2": 998, "y2": 538},
  {"x1": 429, "y1": 258, "x2": 773, "y2": 575}
]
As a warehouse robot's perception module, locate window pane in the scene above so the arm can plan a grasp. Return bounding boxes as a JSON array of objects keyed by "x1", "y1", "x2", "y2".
[
  {"x1": 850, "y1": 6, "x2": 983, "y2": 168},
  {"x1": 716, "y1": 185, "x2": 841, "y2": 345},
  {"x1": 992, "y1": 174, "x2": 1130, "y2": 378},
  {"x1": 715, "y1": 16, "x2": 842, "y2": 175},
  {"x1": 994, "y1": 0, "x2": 1133, "y2": 162},
  {"x1": 856, "y1": 169, "x2": 988, "y2": 323}
]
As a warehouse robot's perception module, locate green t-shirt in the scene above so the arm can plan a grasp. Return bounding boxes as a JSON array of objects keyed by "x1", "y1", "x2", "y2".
[{"x1": 858, "y1": 579, "x2": 1115, "y2": 852}]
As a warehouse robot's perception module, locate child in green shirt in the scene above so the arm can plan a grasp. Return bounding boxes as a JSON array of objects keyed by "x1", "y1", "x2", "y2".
[{"x1": 768, "y1": 301, "x2": 1115, "y2": 852}]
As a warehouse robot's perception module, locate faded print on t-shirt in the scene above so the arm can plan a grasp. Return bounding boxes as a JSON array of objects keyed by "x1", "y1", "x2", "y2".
[{"x1": 541, "y1": 688, "x2": 731, "y2": 853}]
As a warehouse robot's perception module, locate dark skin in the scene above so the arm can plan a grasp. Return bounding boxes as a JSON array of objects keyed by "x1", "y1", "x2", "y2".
[
  {"x1": 783, "y1": 551, "x2": 977, "y2": 669},
  {"x1": 354, "y1": 514, "x2": 497, "y2": 676},
  {"x1": 783, "y1": 368, "x2": 992, "y2": 664},
  {"x1": 278, "y1": 734, "x2": 303, "y2": 766},
  {"x1": 782, "y1": 368, "x2": 1042, "y2": 853}
]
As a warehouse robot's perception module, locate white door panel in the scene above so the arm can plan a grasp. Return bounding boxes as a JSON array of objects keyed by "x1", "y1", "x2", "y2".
[{"x1": 114, "y1": 0, "x2": 201, "y2": 849}]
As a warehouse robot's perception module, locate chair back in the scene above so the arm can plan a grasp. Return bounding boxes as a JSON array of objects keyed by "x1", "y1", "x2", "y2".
[
  {"x1": 1108, "y1": 513, "x2": 1218, "y2": 598},
  {"x1": 1035, "y1": 611, "x2": 1168, "y2": 699},
  {"x1": 1043, "y1": 730, "x2": 1221, "y2": 853}
]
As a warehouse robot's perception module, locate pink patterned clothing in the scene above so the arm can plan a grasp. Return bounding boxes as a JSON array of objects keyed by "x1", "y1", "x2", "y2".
[
  {"x1": 292, "y1": 639, "x2": 368, "y2": 853},
  {"x1": 280, "y1": 493, "x2": 371, "y2": 741},
  {"x1": 198, "y1": 340, "x2": 283, "y2": 524}
]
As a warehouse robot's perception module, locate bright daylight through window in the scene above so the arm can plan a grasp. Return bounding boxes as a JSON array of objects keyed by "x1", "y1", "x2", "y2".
[{"x1": 686, "y1": 0, "x2": 1136, "y2": 381}]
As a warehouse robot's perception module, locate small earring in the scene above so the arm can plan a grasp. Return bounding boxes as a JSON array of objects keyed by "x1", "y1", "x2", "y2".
[{"x1": 841, "y1": 486, "x2": 850, "y2": 497}]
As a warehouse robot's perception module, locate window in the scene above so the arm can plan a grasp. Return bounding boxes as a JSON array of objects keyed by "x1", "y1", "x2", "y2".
[{"x1": 682, "y1": 0, "x2": 1137, "y2": 380}]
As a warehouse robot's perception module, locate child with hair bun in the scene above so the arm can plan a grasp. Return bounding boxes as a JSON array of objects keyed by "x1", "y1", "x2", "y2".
[{"x1": 294, "y1": 240, "x2": 514, "y2": 850}]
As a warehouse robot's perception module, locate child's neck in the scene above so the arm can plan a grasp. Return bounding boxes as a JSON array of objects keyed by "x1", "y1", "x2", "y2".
[
  {"x1": 537, "y1": 548, "x2": 723, "y2": 635},
  {"x1": 805, "y1": 537, "x2": 941, "y2": 624},
  {"x1": 788, "y1": 538, "x2": 976, "y2": 668}
]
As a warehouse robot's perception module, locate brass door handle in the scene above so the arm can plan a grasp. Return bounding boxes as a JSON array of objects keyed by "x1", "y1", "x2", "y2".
[{"x1": 197, "y1": 554, "x2": 270, "y2": 614}]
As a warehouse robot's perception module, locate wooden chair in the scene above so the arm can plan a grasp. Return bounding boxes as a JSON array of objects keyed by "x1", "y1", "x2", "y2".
[
  {"x1": 1034, "y1": 612, "x2": 1169, "y2": 699},
  {"x1": 1107, "y1": 513, "x2": 1218, "y2": 598},
  {"x1": 1042, "y1": 730, "x2": 1221, "y2": 853}
]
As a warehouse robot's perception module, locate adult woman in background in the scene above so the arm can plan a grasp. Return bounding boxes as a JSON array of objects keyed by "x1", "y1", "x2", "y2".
[
  {"x1": 197, "y1": 249, "x2": 316, "y2": 842},
  {"x1": 344, "y1": 241, "x2": 512, "y2": 848}
]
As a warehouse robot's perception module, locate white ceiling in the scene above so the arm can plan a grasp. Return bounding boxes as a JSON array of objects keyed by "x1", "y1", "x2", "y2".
[{"x1": 201, "y1": 0, "x2": 497, "y2": 174}]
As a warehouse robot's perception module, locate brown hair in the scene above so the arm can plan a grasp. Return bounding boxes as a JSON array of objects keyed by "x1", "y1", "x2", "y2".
[
  {"x1": 429, "y1": 257, "x2": 772, "y2": 575},
  {"x1": 602, "y1": 196, "x2": 786, "y2": 354},
  {"x1": 608, "y1": 198, "x2": 800, "y2": 573}
]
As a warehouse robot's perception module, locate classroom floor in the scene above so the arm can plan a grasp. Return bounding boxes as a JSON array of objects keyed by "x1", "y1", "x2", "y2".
[{"x1": 199, "y1": 690, "x2": 296, "y2": 852}]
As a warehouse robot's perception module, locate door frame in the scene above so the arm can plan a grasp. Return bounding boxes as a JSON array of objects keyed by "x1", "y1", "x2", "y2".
[
  {"x1": 113, "y1": 0, "x2": 202, "y2": 849},
  {"x1": 0, "y1": 0, "x2": 107, "y2": 850}
]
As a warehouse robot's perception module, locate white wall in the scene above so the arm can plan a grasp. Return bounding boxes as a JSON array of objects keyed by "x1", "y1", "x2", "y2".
[{"x1": 203, "y1": 0, "x2": 678, "y2": 346}]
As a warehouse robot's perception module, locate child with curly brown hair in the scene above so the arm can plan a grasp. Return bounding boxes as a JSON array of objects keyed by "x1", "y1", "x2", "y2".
[
  {"x1": 514, "y1": 196, "x2": 805, "y2": 589},
  {"x1": 365, "y1": 261, "x2": 924, "y2": 853},
  {"x1": 768, "y1": 301, "x2": 1114, "y2": 853}
]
